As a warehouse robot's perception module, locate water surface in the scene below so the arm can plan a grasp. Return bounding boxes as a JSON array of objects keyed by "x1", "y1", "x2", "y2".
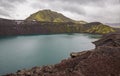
[{"x1": 0, "y1": 33, "x2": 101, "y2": 75}]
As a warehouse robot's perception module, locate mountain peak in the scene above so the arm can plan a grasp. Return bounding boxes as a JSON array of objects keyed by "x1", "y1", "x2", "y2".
[{"x1": 26, "y1": 9, "x2": 74, "y2": 22}]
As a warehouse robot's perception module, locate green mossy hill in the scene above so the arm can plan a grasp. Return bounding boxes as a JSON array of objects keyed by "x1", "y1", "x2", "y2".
[
  {"x1": 26, "y1": 9, "x2": 74, "y2": 22},
  {"x1": 83, "y1": 22, "x2": 115, "y2": 34}
]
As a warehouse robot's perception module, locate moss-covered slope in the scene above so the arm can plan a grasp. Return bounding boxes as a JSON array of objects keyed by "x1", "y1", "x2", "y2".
[
  {"x1": 82, "y1": 22, "x2": 115, "y2": 34},
  {"x1": 26, "y1": 9, "x2": 74, "y2": 22}
]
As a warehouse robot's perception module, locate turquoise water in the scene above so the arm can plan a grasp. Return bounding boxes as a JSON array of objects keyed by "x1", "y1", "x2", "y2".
[{"x1": 0, "y1": 33, "x2": 101, "y2": 75}]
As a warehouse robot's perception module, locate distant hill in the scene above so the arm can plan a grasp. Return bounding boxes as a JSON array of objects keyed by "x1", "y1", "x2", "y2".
[
  {"x1": 26, "y1": 9, "x2": 75, "y2": 22},
  {"x1": 83, "y1": 22, "x2": 115, "y2": 34}
]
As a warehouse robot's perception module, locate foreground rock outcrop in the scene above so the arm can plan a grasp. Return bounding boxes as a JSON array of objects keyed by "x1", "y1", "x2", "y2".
[
  {"x1": 4, "y1": 33, "x2": 120, "y2": 76},
  {"x1": 93, "y1": 33, "x2": 120, "y2": 47}
]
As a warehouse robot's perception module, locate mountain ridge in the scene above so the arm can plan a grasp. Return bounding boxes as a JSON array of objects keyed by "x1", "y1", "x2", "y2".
[
  {"x1": 0, "y1": 18, "x2": 116, "y2": 35},
  {"x1": 0, "y1": 9, "x2": 116, "y2": 35},
  {"x1": 26, "y1": 9, "x2": 75, "y2": 22}
]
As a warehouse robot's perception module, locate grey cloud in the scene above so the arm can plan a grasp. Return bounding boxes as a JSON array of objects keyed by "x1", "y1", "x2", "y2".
[
  {"x1": 29, "y1": 0, "x2": 120, "y2": 23},
  {"x1": 0, "y1": 0, "x2": 27, "y2": 18},
  {"x1": 0, "y1": 9, "x2": 10, "y2": 17},
  {"x1": 52, "y1": 0, "x2": 120, "y2": 9},
  {"x1": 0, "y1": 0, "x2": 119, "y2": 23},
  {"x1": 0, "y1": 0, "x2": 27, "y2": 8},
  {"x1": 57, "y1": 0, "x2": 105, "y2": 6},
  {"x1": 31, "y1": 2, "x2": 46, "y2": 8},
  {"x1": 61, "y1": 5, "x2": 86, "y2": 15},
  {"x1": 31, "y1": 0, "x2": 86, "y2": 15},
  {"x1": 4, "y1": 0, "x2": 27, "y2": 3},
  {"x1": 0, "y1": 0, "x2": 14, "y2": 9},
  {"x1": 59, "y1": 0, "x2": 120, "y2": 5}
]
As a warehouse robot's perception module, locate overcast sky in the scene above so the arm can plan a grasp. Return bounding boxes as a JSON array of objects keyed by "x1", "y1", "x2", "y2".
[{"x1": 0, "y1": 0, "x2": 120, "y2": 23}]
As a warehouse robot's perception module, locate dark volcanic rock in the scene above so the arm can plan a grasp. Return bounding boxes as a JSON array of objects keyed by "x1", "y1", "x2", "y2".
[
  {"x1": 4, "y1": 33, "x2": 120, "y2": 76},
  {"x1": 0, "y1": 18, "x2": 115, "y2": 35},
  {"x1": 114, "y1": 28, "x2": 120, "y2": 34},
  {"x1": 93, "y1": 33, "x2": 120, "y2": 47}
]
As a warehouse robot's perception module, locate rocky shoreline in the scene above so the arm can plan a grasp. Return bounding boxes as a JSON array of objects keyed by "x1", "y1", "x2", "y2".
[{"x1": 4, "y1": 33, "x2": 120, "y2": 76}]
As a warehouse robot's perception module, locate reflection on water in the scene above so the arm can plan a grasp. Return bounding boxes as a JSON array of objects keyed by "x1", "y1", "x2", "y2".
[{"x1": 0, "y1": 33, "x2": 101, "y2": 75}]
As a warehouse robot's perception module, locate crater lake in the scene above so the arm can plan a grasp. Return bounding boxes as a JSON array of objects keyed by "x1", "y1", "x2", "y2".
[{"x1": 0, "y1": 33, "x2": 101, "y2": 75}]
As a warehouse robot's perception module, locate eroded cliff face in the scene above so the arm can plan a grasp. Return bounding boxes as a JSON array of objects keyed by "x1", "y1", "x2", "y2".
[
  {"x1": 0, "y1": 19, "x2": 115, "y2": 35},
  {"x1": 4, "y1": 33, "x2": 120, "y2": 76}
]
